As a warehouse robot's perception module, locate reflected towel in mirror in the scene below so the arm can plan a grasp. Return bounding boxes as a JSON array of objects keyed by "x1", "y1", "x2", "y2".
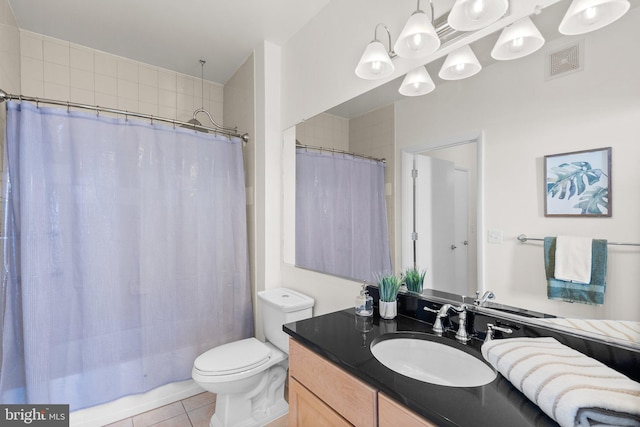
[{"x1": 544, "y1": 237, "x2": 608, "y2": 305}]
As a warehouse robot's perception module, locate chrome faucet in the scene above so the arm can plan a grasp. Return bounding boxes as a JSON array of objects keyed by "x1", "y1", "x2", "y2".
[
  {"x1": 455, "y1": 305, "x2": 470, "y2": 343},
  {"x1": 423, "y1": 303, "x2": 470, "y2": 342},
  {"x1": 484, "y1": 323, "x2": 513, "y2": 343},
  {"x1": 474, "y1": 290, "x2": 495, "y2": 307}
]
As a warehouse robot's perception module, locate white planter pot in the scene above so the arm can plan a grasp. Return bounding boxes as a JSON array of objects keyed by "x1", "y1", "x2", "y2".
[{"x1": 379, "y1": 300, "x2": 397, "y2": 320}]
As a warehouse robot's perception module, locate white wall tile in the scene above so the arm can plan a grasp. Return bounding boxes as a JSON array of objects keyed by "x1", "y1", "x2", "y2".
[
  {"x1": 70, "y1": 68, "x2": 94, "y2": 91},
  {"x1": 117, "y1": 59, "x2": 138, "y2": 83},
  {"x1": 20, "y1": 31, "x2": 43, "y2": 59},
  {"x1": 176, "y1": 92, "x2": 193, "y2": 113},
  {"x1": 117, "y1": 96, "x2": 138, "y2": 113},
  {"x1": 158, "y1": 70, "x2": 176, "y2": 91},
  {"x1": 158, "y1": 105, "x2": 177, "y2": 120},
  {"x1": 44, "y1": 81, "x2": 69, "y2": 100},
  {"x1": 139, "y1": 65, "x2": 158, "y2": 88},
  {"x1": 95, "y1": 92, "x2": 117, "y2": 109},
  {"x1": 138, "y1": 101, "x2": 158, "y2": 117},
  {"x1": 70, "y1": 87, "x2": 94, "y2": 105},
  {"x1": 158, "y1": 88, "x2": 176, "y2": 107},
  {"x1": 43, "y1": 37, "x2": 69, "y2": 66},
  {"x1": 94, "y1": 51, "x2": 117, "y2": 76},
  {"x1": 117, "y1": 79, "x2": 138, "y2": 100},
  {"x1": 95, "y1": 74, "x2": 117, "y2": 95},
  {"x1": 70, "y1": 44, "x2": 94, "y2": 72},
  {"x1": 44, "y1": 61, "x2": 69, "y2": 87},
  {"x1": 21, "y1": 56, "x2": 43, "y2": 83},
  {"x1": 21, "y1": 78, "x2": 43, "y2": 97},
  {"x1": 139, "y1": 83, "x2": 158, "y2": 105},
  {"x1": 176, "y1": 75, "x2": 193, "y2": 96}
]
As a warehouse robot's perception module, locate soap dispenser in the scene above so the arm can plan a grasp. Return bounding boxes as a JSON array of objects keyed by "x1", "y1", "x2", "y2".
[{"x1": 355, "y1": 283, "x2": 373, "y2": 317}]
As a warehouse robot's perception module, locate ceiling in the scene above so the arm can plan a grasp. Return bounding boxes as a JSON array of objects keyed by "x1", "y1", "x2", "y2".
[{"x1": 8, "y1": 0, "x2": 331, "y2": 84}]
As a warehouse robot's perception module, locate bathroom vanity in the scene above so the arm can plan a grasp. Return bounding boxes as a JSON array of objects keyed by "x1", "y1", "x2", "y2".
[{"x1": 284, "y1": 291, "x2": 640, "y2": 427}]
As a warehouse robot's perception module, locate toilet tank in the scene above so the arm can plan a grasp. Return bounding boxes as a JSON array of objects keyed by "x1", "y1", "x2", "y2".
[{"x1": 258, "y1": 288, "x2": 314, "y2": 354}]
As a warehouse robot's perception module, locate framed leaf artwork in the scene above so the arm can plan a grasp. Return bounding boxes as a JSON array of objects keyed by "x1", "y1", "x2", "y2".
[{"x1": 544, "y1": 147, "x2": 611, "y2": 217}]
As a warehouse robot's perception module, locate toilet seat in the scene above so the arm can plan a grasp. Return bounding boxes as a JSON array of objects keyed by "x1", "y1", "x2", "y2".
[{"x1": 193, "y1": 337, "x2": 271, "y2": 376}]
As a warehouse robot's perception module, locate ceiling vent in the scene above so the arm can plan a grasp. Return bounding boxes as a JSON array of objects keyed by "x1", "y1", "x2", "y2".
[{"x1": 546, "y1": 40, "x2": 584, "y2": 80}]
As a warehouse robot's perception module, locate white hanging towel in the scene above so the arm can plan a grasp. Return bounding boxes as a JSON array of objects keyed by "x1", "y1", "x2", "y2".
[{"x1": 554, "y1": 235, "x2": 593, "y2": 284}]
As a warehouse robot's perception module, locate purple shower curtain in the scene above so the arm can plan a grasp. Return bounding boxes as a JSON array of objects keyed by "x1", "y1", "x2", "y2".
[
  {"x1": 296, "y1": 149, "x2": 392, "y2": 282},
  {"x1": 0, "y1": 101, "x2": 253, "y2": 410}
]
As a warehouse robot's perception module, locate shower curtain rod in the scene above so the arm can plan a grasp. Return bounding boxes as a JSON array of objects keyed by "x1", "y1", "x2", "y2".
[
  {"x1": 0, "y1": 88, "x2": 249, "y2": 143},
  {"x1": 296, "y1": 141, "x2": 386, "y2": 163}
]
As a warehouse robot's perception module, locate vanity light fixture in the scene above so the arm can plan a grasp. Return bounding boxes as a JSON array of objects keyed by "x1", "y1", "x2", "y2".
[
  {"x1": 448, "y1": 0, "x2": 509, "y2": 31},
  {"x1": 393, "y1": 0, "x2": 441, "y2": 59},
  {"x1": 439, "y1": 45, "x2": 482, "y2": 80},
  {"x1": 399, "y1": 66, "x2": 436, "y2": 96},
  {"x1": 558, "y1": 0, "x2": 630, "y2": 35},
  {"x1": 355, "y1": 23, "x2": 396, "y2": 80},
  {"x1": 491, "y1": 16, "x2": 545, "y2": 60}
]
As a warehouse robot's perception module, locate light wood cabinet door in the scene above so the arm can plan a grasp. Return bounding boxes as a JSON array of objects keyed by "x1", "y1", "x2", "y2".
[
  {"x1": 289, "y1": 377, "x2": 352, "y2": 427},
  {"x1": 289, "y1": 339, "x2": 378, "y2": 427},
  {"x1": 378, "y1": 393, "x2": 437, "y2": 427}
]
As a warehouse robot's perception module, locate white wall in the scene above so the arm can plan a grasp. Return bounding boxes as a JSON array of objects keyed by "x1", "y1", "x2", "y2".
[{"x1": 395, "y1": 8, "x2": 640, "y2": 321}]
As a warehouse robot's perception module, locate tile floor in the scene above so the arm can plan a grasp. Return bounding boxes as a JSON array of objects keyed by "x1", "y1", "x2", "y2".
[{"x1": 104, "y1": 392, "x2": 288, "y2": 427}]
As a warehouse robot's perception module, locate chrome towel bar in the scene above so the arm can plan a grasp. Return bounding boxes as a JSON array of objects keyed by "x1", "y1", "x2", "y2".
[{"x1": 517, "y1": 234, "x2": 640, "y2": 247}]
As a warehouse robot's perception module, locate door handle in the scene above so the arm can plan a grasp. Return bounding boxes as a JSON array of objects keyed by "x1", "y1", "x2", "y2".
[{"x1": 451, "y1": 244, "x2": 457, "y2": 250}]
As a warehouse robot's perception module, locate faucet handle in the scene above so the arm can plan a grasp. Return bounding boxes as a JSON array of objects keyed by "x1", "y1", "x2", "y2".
[
  {"x1": 423, "y1": 306, "x2": 438, "y2": 314},
  {"x1": 485, "y1": 323, "x2": 513, "y2": 343}
]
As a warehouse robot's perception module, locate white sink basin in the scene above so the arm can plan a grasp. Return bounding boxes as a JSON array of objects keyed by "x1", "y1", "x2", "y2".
[{"x1": 370, "y1": 337, "x2": 496, "y2": 387}]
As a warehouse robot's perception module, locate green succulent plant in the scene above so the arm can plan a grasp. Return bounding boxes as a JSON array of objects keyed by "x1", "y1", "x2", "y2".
[
  {"x1": 403, "y1": 267, "x2": 426, "y2": 293},
  {"x1": 377, "y1": 273, "x2": 401, "y2": 302}
]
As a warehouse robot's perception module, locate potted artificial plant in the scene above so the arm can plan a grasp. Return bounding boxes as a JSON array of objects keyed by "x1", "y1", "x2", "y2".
[
  {"x1": 377, "y1": 273, "x2": 401, "y2": 319},
  {"x1": 403, "y1": 267, "x2": 427, "y2": 294}
]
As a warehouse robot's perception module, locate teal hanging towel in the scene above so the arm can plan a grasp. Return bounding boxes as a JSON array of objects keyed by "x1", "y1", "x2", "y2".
[{"x1": 544, "y1": 237, "x2": 608, "y2": 305}]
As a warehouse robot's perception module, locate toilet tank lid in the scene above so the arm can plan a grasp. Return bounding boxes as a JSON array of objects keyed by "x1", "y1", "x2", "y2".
[{"x1": 258, "y1": 288, "x2": 314, "y2": 312}]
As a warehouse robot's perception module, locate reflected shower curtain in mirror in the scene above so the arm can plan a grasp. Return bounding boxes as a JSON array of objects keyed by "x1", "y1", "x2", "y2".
[
  {"x1": 0, "y1": 101, "x2": 253, "y2": 410},
  {"x1": 296, "y1": 149, "x2": 391, "y2": 282}
]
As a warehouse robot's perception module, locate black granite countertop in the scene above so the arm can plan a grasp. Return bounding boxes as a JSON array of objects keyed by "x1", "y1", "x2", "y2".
[{"x1": 284, "y1": 308, "x2": 558, "y2": 427}]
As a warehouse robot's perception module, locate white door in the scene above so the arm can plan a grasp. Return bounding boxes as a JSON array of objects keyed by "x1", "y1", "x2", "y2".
[
  {"x1": 402, "y1": 153, "x2": 455, "y2": 291},
  {"x1": 402, "y1": 154, "x2": 469, "y2": 294},
  {"x1": 453, "y1": 168, "x2": 469, "y2": 295}
]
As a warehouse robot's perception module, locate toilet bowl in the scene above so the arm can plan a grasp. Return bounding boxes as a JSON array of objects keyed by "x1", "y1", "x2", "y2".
[{"x1": 192, "y1": 288, "x2": 314, "y2": 427}]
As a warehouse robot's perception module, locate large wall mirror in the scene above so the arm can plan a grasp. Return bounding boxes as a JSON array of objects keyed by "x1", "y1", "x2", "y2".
[{"x1": 290, "y1": 1, "x2": 640, "y2": 345}]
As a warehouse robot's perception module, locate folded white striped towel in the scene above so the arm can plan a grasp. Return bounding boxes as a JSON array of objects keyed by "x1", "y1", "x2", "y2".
[{"x1": 482, "y1": 337, "x2": 640, "y2": 427}]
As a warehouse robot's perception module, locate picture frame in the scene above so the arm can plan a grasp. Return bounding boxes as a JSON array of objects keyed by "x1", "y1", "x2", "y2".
[{"x1": 544, "y1": 147, "x2": 611, "y2": 217}]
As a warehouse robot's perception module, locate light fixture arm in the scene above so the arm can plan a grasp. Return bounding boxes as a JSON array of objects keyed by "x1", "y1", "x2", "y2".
[
  {"x1": 415, "y1": 0, "x2": 436, "y2": 24},
  {"x1": 373, "y1": 23, "x2": 396, "y2": 58}
]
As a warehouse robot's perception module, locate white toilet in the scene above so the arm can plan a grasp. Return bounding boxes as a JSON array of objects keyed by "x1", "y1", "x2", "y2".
[{"x1": 192, "y1": 288, "x2": 314, "y2": 427}]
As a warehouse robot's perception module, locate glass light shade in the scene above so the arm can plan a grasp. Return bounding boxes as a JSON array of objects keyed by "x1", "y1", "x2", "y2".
[
  {"x1": 491, "y1": 17, "x2": 545, "y2": 60},
  {"x1": 439, "y1": 45, "x2": 482, "y2": 80},
  {"x1": 448, "y1": 0, "x2": 509, "y2": 31},
  {"x1": 399, "y1": 66, "x2": 435, "y2": 96},
  {"x1": 394, "y1": 11, "x2": 441, "y2": 59},
  {"x1": 559, "y1": 0, "x2": 630, "y2": 35},
  {"x1": 355, "y1": 40, "x2": 395, "y2": 80}
]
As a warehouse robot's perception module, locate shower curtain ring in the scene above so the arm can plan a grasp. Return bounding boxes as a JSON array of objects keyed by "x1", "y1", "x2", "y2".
[
  {"x1": 67, "y1": 101, "x2": 70, "y2": 113},
  {"x1": 35, "y1": 98, "x2": 40, "y2": 108}
]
